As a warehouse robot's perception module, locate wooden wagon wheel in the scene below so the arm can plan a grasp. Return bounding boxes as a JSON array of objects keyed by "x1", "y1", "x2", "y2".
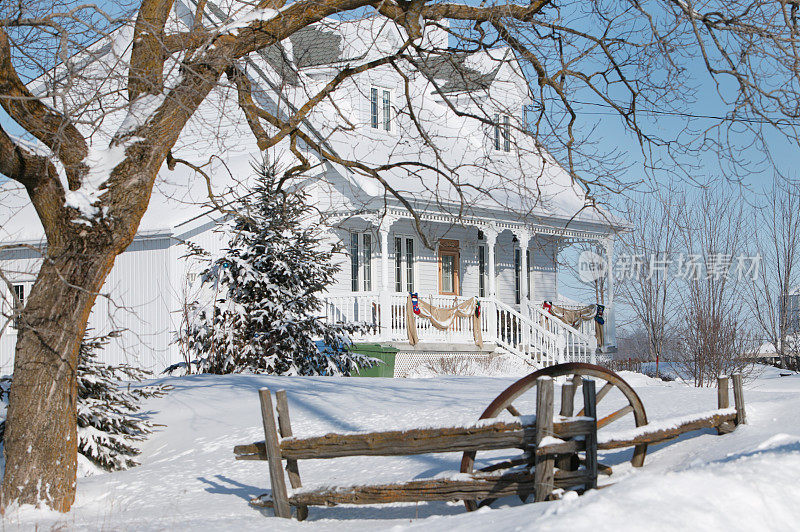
[{"x1": 460, "y1": 362, "x2": 648, "y2": 511}]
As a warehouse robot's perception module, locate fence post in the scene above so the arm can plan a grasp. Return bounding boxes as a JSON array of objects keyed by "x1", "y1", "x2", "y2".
[
  {"x1": 275, "y1": 390, "x2": 308, "y2": 521},
  {"x1": 716, "y1": 375, "x2": 734, "y2": 434},
  {"x1": 557, "y1": 382, "x2": 577, "y2": 471},
  {"x1": 582, "y1": 378, "x2": 598, "y2": 491},
  {"x1": 534, "y1": 377, "x2": 555, "y2": 502},
  {"x1": 259, "y1": 388, "x2": 292, "y2": 518},
  {"x1": 732, "y1": 373, "x2": 747, "y2": 426}
]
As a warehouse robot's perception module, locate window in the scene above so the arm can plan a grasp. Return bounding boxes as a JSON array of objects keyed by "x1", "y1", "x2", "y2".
[
  {"x1": 405, "y1": 238, "x2": 414, "y2": 293},
  {"x1": 370, "y1": 86, "x2": 392, "y2": 131},
  {"x1": 12, "y1": 284, "x2": 24, "y2": 329},
  {"x1": 351, "y1": 233, "x2": 359, "y2": 292},
  {"x1": 350, "y1": 233, "x2": 373, "y2": 292},
  {"x1": 494, "y1": 114, "x2": 511, "y2": 152},
  {"x1": 370, "y1": 87, "x2": 379, "y2": 129},
  {"x1": 395, "y1": 237, "x2": 403, "y2": 292},
  {"x1": 362, "y1": 234, "x2": 372, "y2": 291},
  {"x1": 514, "y1": 250, "x2": 533, "y2": 303},
  {"x1": 478, "y1": 245, "x2": 486, "y2": 298},
  {"x1": 439, "y1": 239, "x2": 460, "y2": 295},
  {"x1": 383, "y1": 89, "x2": 392, "y2": 131},
  {"x1": 394, "y1": 237, "x2": 416, "y2": 293}
]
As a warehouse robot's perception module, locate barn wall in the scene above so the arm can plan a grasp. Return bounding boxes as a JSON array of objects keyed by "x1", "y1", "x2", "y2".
[{"x1": 0, "y1": 233, "x2": 192, "y2": 375}]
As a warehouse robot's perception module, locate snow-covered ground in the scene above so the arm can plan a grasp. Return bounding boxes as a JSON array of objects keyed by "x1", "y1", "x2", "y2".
[{"x1": 5, "y1": 366, "x2": 800, "y2": 530}]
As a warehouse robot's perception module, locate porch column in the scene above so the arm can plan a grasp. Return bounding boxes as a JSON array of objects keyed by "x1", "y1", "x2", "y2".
[
  {"x1": 484, "y1": 224, "x2": 499, "y2": 298},
  {"x1": 603, "y1": 236, "x2": 616, "y2": 354},
  {"x1": 378, "y1": 216, "x2": 396, "y2": 341},
  {"x1": 515, "y1": 228, "x2": 531, "y2": 316}
]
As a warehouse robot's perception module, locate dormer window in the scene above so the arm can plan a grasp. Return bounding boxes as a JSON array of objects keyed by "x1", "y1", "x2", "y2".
[
  {"x1": 370, "y1": 87, "x2": 392, "y2": 131},
  {"x1": 494, "y1": 114, "x2": 511, "y2": 152}
]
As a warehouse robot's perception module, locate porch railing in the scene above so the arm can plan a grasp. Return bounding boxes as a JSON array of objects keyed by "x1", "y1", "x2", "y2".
[
  {"x1": 539, "y1": 302, "x2": 601, "y2": 343},
  {"x1": 528, "y1": 304, "x2": 597, "y2": 365},
  {"x1": 322, "y1": 293, "x2": 382, "y2": 341},
  {"x1": 389, "y1": 293, "x2": 497, "y2": 344},
  {"x1": 322, "y1": 293, "x2": 597, "y2": 366}
]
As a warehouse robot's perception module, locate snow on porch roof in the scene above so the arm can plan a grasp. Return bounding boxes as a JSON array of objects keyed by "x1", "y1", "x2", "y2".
[{"x1": 0, "y1": 154, "x2": 244, "y2": 246}]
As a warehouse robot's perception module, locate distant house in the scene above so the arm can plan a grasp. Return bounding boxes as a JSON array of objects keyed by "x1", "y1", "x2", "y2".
[
  {"x1": 784, "y1": 286, "x2": 800, "y2": 334},
  {"x1": 0, "y1": 13, "x2": 623, "y2": 374}
]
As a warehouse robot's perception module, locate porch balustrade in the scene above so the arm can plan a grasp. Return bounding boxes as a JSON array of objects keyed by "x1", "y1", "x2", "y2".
[{"x1": 321, "y1": 292, "x2": 598, "y2": 366}]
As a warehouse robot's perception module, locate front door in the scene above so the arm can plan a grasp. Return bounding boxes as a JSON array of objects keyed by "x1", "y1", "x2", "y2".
[{"x1": 438, "y1": 239, "x2": 460, "y2": 295}]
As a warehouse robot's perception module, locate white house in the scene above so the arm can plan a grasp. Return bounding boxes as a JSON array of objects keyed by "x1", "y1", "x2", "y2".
[{"x1": 0, "y1": 9, "x2": 624, "y2": 375}]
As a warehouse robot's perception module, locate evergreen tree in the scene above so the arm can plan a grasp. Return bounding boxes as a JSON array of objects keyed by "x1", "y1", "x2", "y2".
[
  {"x1": 1, "y1": 332, "x2": 168, "y2": 471},
  {"x1": 180, "y1": 164, "x2": 371, "y2": 376},
  {"x1": 76, "y1": 333, "x2": 169, "y2": 470}
]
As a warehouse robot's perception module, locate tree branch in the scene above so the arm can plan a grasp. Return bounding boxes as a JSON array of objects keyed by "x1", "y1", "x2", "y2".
[
  {"x1": 0, "y1": 124, "x2": 56, "y2": 189},
  {"x1": 129, "y1": 0, "x2": 176, "y2": 100},
  {"x1": 0, "y1": 28, "x2": 87, "y2": 188}
]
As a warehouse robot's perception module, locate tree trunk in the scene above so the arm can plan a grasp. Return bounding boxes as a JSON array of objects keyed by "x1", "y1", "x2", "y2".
[{"x1": 1, "y1": 240, "x2": 116, "y2": 511}]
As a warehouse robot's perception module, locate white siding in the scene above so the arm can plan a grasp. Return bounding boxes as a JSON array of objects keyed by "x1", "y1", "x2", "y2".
[
  {"x1": 0, "y1": 233, "x2": 198, "y2": 375},
  {"x1": 89, "y1": 236, "x2": 176, "y2": 370}
]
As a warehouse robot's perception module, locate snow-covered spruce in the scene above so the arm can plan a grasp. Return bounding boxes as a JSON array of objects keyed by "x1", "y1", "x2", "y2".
[
  {"x1": 177, "y1": 164, "x2": 372, "y2": 376},
  {"x1": 0, "y1": 332, "x2": 168, "y2": 472},
  {"x1": 76, "y1": 333, "x2": 169, "y2": 470}
]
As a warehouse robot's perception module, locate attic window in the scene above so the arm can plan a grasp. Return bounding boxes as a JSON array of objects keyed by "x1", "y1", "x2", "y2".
[
  {"x1": 494, "y1": 114, "x2": 511, "y2": 152},
  {"x1": 370, "y1": 87, "x2": 392, "y2": 131}
]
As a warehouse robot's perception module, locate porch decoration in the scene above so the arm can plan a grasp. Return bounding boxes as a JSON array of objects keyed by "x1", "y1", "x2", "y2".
[
  {"x1": 405, "y1": 294, "x2": 483, "y2": 347},
  {"x1": 543, "y1": 301, "x2": 605, "y2": 347},
  {"x1": 410, "y1": 293, "x2": 421, "y2": 315}
]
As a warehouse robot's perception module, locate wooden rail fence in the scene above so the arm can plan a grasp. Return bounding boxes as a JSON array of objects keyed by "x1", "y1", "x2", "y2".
[
  {"x1": 235, "y1": 377, "x2": 598, "y2": 520},
  {"x1": 233, "y1": 371, "x2": 746, "y2": 520}
]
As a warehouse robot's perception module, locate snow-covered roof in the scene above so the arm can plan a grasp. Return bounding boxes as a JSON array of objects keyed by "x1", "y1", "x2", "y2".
[{"x1": 0, "y1": 12, "x2": 623, "y2": 246}]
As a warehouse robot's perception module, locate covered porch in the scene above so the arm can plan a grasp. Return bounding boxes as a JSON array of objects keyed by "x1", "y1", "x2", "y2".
[{"x1": 323, "y1": 208, "x2": 616, "y2": 366}]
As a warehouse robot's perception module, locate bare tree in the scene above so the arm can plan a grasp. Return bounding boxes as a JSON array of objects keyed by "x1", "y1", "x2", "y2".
[
  {"x1": 2, "y1": 0, "x2": 800, "y2": 512},
  {"x1": 746, "y1": 176, "x2": 800, "y2": 370},
  {"x1": 616, "y1": 188, "x2": 683, "y2": 376},
  {"x1": 674, "y1": 186, "x2": 754, "y2": 387}
]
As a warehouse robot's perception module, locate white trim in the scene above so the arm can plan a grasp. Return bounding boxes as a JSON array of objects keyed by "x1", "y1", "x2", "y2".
[{"x1": 328, "y1": 207, "x2": 614, "y2": 243}]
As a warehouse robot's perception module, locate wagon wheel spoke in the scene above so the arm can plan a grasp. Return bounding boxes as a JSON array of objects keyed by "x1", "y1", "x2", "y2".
[
  {"x1": 597, "y1": 405, "x2": 634, "y2": 429},
  {"x1": 505, "y1": 404, "x2": 521, "y2": 417},
  {"x1": 577, "y1": 381, "x2": 614, "y2": 416}
]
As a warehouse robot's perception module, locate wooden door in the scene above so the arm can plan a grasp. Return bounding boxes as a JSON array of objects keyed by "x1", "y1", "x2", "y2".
[{"x1": 438, "y1": 239, "x2": 460, "y2": 295}]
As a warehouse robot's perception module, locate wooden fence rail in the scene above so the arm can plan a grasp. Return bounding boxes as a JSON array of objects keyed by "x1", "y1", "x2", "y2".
[{"x1": 234, "y1": 418, "x2": 595, "y2": 461}]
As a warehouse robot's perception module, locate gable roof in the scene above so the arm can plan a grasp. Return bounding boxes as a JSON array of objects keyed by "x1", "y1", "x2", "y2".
[{"x1": 0, "y1": 13, "x2": 624, "y2": 246}]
